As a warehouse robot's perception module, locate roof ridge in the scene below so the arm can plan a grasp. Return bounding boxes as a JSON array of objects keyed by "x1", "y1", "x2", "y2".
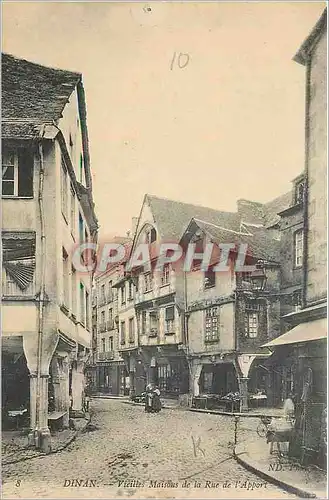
[{"x1": 146, "y1": 194, "x2": 237, "y2": 215}]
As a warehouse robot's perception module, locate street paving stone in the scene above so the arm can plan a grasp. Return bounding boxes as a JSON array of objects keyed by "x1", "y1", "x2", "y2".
[{"x1": 2, "y1": 399, "x2": 295, "y2": 499}]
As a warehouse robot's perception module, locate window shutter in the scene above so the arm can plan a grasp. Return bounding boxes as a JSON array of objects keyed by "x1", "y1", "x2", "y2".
[{"x1": 18, "y1": 149, "x2": 34, "y2": 197}]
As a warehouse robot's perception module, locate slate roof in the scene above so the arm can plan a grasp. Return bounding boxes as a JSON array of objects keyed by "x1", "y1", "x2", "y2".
[
  {"x1": 193, "y1": 219, "x2": 280, "y2": 263},
  {"x1": 263, "y1": 191, "x2": 292, "y2": 228},
  {"x1": 2, "y1": 53, "x2": 81, "y2": 138},
  {"x1": 237, "y1": 199, "x2": 265, "y2": 226},
  {"x1": 146, "y1": 195, "x2": 240, "y2": 242}
]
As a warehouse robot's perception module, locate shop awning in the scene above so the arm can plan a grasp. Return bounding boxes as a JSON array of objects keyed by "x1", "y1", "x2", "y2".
[{"x1": 262, "y1": 318, "x2": 327, "y2": 348}]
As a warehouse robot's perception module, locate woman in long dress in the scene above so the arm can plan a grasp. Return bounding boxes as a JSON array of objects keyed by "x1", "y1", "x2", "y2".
[{"x1": 144, "y1": 384, "x2": 162, "y2": 413}]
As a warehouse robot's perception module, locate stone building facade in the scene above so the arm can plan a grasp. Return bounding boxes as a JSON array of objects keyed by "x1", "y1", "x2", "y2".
[
  {"x1": 263, "y1": 9, "x2": 327, "y2": 467},
  {"x1": 2, "y1": 54, "x2": 98, "y2": 450}
]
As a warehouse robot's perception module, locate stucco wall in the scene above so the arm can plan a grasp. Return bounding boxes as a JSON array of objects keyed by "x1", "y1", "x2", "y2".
[{"x1": 306, "y1": 29, "x2": 327, "y2": 304}]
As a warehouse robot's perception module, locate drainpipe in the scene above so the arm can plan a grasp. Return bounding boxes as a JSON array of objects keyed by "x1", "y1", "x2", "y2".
[
  {"x1": 183, "y1": 270, "x2": 190, "y2": 345},
  {"x1": 35, "y1": 139, "x2": 46, "y2": 446},
  {"x1": 302, "y1": 56, "x2": 311, "y2": 309}
]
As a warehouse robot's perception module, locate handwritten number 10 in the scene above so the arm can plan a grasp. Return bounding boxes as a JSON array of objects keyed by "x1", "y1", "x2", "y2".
[{"x1": 171, "y1": 52, "x2": 190, "y2": 70}]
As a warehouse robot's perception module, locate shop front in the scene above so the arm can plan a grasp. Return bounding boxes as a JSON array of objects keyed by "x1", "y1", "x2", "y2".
[{"x1": 263, "y1": 318, "x2": 327, "y2": 468}]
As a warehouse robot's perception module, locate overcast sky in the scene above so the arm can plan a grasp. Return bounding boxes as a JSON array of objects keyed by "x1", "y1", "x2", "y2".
[{"x1": 2, "y1": 1, "x2": 325, "y2": 238}]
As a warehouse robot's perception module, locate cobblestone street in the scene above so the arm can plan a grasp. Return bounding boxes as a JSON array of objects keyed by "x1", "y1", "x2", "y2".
[{"x1": 2, "y1": 399, "x2": 295, "y2": 499}]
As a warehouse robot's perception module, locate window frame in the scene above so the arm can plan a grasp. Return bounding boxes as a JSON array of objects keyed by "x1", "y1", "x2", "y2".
[
  {"x1": 295, "y1": 181, "x2": 304, "y2": 205},
  {"x1": 294, "y1": 229, "x2": 304, "y2": 268},
  {"x1": 204, "y1": 306, "x2": 219, "y2": 343},
  {"x1": 62, "y1": 247, "x2": 70, "y2": 310},
  {"x1": 120, "y1": 321, "x2": 126, "y2": 345},
  {"x1": 244, "y1": 311, "x2": 259, "y2": 338},
  {"x1": 61, "y1": 158, "x2": 69, "y2": 222},
  {"x1": 80, "y1": 282, "x2": 86, "y2": 326},
  {"x1": 108, "y1": 280, "x2": 113, "y2": 302},
  {"x1": 165, "y1": 305, "x2": 175, "y2": 334},
  {"x1": 144, "y1": 272, "x2": 153, "y2": 292},
  {"x1": 70, "y1": 184, "x2": 76, "y2": 238},
  {"x1": 141, "y1": 311, "x2": 147, "y2": 335},
  {"x1": 128, "y1": 317, "x2": 135, "y2": 343},
  {"x1": 204, "y1": 268, "x2": 216, "y2": 289},
  {"x1": 128, "y1": 281, "x2": 134, "y2": 301},
  {"x1": 2, "y1": 151, "x2": 18, "y2": 197},
  {"x1": 161, "y1": 265, "x2": 170, "y2": 286},
  {"x1": 149, "y1": 310, "x2": 158, "y2": 337},
  {"x1": 121, "y1": 285, "x2": 126, "y2": 305}
]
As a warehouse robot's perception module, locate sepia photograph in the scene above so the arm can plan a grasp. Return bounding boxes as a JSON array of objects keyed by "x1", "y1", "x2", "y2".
[{"x1": 1, "y1": 1, "x2": 327, "y2": 499}]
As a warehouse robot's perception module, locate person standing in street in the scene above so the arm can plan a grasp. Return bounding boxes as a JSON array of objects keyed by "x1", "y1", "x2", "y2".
[{"x1": 144, "y1": 384, "x2": 162, "y2": 413}]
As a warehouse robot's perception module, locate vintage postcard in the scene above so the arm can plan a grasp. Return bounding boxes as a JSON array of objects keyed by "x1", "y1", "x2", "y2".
[{"x1": 1, "y1": 1, "x2": 327, "y2": 499}]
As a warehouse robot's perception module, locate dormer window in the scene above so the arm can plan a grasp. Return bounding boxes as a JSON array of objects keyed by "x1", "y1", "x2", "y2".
[
  {"x1": 204, "y1": 268, "x2": 216, "y2": 289},
  {"x1": 144, "y1": 227, "x2": 157, "y2": 244},
  {"x1": 294, "y1": 180, "x2": 304, "y2": 205}
]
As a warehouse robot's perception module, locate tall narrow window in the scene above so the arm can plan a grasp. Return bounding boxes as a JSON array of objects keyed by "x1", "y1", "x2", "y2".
[
  {"x1": 79, "y1": 214, "x2": 84, "y2": 246},
  {"x1": 61, "y1": 158, "x2": 68, "y2": 221},
  {"x1": 100, "y1": 310, "x2": 105, "y2": 331},
  {"x1": 109, "y1": 336, "x2": 114, "y2": 351},
  {"x1": 62, "y1": 248, "x2": 70, "y2": 309},
  {"x1": 120, "y1": 321, "x2": 126, "y2": 345},
  {"x1": 85, "y1": 290, "x2": 90, "y2": 329},
  {"x1": 245, "y1": 312, "x2": 259, "y2": 338},
  {"x1": 295, "y1": 181, "x2": 304, "y2": 204},
  {"x1": 101, "y1": 284, "x2": 105, "y2": 305},
  {"x1": 129, "y1": 318, "x2": 135, "y2": 343},
  {"x1": 2, "y1": 149, "x2": 33, "y2": 197},
  {"x1": 293, "y1": 289, "x2": 302, "y2": 312},
  {"x1": 150, "y1": 228, "x2": 157, "y2": 243},
  {"x1": 149, "y1": 311, "x2": 158, "y2": 337},
  {"x1": 294, "y1": 230, "x2": 304, "y2": 267},
  {"x1": 161, "y1": 265, "x2": 170, "y2": 286},
  {"x1": 108, "y1": 281, "x2": 113, "y2": 302},
  {"x1": 121, "y1": 285, "x2": 126, "y2": 305},
  {"x1": 71, "y1": 266, "x2": 77, "y2": 318},
  {"x1": 108, "y1": 308, "x2": 113, "y2": 330},
  {"x1": 2, "y1": 151, "x2": 17, "y2": 196},
  {"x1": 165, "y1": 306, "x2": 175, "y2": 334},
  {"x1": 79, "y1": 153, "x2": 84, "y2": 183},
  {"x1": 128, "y1": 281, "x2": 134, "y2": 301},
  {"x1": 141, "y1": 311, "x2": 147, "y2": 335},
  {"x1": 204, "y1": 268, "x2": 216, "y2": 289},
  {"x1": 205, "y1": 307, "x2": 219, "y2": 342},
  {"x1": 144, "y1": 272, "x2": 152, "y2": 292},
  {"x1": 101, "y1": 338, "x2": 106, "y2": 352},
  {"x1": 80, "y1": 282, "x2": 85, "y2": 326},
  {"x1": 70, "y1": 185, "x2": 76, "y2": 236}
]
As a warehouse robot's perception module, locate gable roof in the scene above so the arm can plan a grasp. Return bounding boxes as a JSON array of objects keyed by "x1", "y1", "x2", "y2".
[
  {"x1": 146, "y1": 195, "x2": 240, "y2": 242},
  {"x1": 2, "y1": 53, "x2": 81, "y2": 132}
]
